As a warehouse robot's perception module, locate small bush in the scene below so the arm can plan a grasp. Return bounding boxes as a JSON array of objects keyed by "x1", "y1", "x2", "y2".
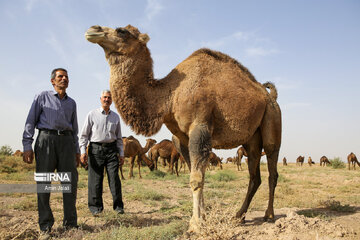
[
  {"x1": 330, "y1": 157, "x2": 346, "y2": 169},
  {"x1": 145, "y1": 170, "x2": 167, "y2": 179},
  {"x1": 128, "y1": 189, "x2": 168, "y2": 201},
  {"x1": 320, "y1": 199, "x2": 355, "y2": 212},
  {"x1": 208, "y1": 170, "x2": 237, "y2": 182},
  {"x1": 0, "y1": 145, "x2": 13, "y2": 156}
]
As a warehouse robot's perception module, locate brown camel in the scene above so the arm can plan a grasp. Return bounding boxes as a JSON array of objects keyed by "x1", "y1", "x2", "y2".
[
  {"x1": 347, "y1": 152, "x2": 360, "y2": 170},
  {"x1": 282, "y1": 157, "x2": 287, "y2": 166},
  {"x1": 148, "y1": 139, "x2": 186, "y2": 176},
  {"x1": 12, "y1": 150, "x2": 23, "y2": 157},
  {"x1": 121, "y1": 136, "x2": 156, "y2": 179},
  {"x1": 207, "y1": 152, "x2": 223, "y2": 170},
  {"x1": 296, "y1": 156, "x2": 304, "y2": 166},
  {"x1": 320, "y1": 156, "x2": 331, "y2": 166},
  {"x1": 308, "y1": 156, "x2": 315, "y2": 166},
  {"x1": 86, "y1": 24, "x2": 282, "y2": 232},
  {"x1": 226, "y1": 156, "x2": 236, "y2": 164},
  {"x1": 236, "y1": 146, "x2": 247, "y2": 171}
]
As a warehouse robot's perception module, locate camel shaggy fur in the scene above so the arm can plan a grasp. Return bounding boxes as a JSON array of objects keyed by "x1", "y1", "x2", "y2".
[
  {"x1": 86, "y1": 24, "x2": 282, "y2": 232},
  {"x1": 320, "y1": 156, "x2": 331, "y2": 167},
  {"x1": 347, "y1": 152, "x2": 360, "y2": 170},
  {"x1": 121, "y1": 136, "x2": 156, "y2": 179}
]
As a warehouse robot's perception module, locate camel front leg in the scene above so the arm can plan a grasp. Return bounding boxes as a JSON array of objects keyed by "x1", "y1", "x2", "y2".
[
  {"x1": 137, "y1": 155, "x2": 142, "y2": 178},
  {"x1": 128, "y1": 156, "x2": 135, "y2": 178},
  {"x1": 119, "y1": 164, "x2": 125, "y2": 180},
  {"x1": 188, "y1": 124, "x2": 211, "y2": 233}
]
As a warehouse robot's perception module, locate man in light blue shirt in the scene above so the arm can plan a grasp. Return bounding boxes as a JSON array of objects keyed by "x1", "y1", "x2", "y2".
[
  {"x1": 79, "y1": 90, "x2": 125, "y2": 216},
  {"x1": 22, "y1": 68, "x2": 80, "y2": 234}
]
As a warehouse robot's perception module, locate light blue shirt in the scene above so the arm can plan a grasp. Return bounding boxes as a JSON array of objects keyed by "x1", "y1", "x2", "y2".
[
  {"x1": 79, "y1": 107, "x2": 124, "y2": 157},
  {"x1": 22, "y1": 90, "x2": 79, "y2": 153}
]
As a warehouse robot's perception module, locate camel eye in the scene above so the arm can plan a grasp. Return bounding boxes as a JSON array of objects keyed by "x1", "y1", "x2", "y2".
[{"x1": 116, "y1": 28, "x2": 129, "y2": 36}]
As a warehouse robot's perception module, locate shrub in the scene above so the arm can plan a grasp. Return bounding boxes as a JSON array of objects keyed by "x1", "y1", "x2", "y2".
[
  {"x1": 0, "y1": 145, "x2": 13, "y2": 156},
  {"x1": 330, "y1": 157, "x2": 346, "y2": 169},
  {"x1": 208, "y1": 170, "x2": 237, "y2": 182}
]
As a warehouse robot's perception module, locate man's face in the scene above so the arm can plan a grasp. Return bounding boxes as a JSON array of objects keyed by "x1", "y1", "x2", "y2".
[
  {"x1": 101, "y1": 92, "x2": 112, "y2": 108},
  {"x1": 51, "y1": 70, "x2": 69, "y2": 90}
]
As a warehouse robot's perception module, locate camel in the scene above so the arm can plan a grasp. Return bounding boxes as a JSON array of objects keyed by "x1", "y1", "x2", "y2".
[
  {"x1": 121, "y1": 136, "x2": 156, "y2": 179},
  {"x1": 148, "y1": 139, "x2": 187, "y2": 176},
  {"x1": 85, "y1": 24, "x2": 282, "y2": 232},
  {"x1": 226, "y1": 156, "x2": 236, "y2": 164},
  {"x1": 347, "y1": 152, "x2": 360, "y2": 170},
  {"x1": 308, "y1": 157, "x2": 315, "y2": 166},
  {"x1": 320, "y1": 156, "x2": 331, "y2": 167},
  {"x1": 12, "y1": 150, "x2": 23, "y2": 157},
  {"x1": 207, "y1": 152, "x2": 223, "y2": 170},
  {"x1": 282, "y1": 157, "x2": 287, "y2": 166},
  {"x1": 296, "y1": 156, "x2": 304, "y2": 166}
]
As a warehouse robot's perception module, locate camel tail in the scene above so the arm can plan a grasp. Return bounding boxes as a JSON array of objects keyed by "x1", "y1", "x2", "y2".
[{"x1": 263, "y1": 81, "x2": 278, "y2": 100}]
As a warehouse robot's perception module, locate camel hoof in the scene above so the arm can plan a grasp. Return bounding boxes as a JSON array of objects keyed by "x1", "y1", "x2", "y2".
[{"x1": 263, "y1": 216, "x2": 275, "y2": 223}]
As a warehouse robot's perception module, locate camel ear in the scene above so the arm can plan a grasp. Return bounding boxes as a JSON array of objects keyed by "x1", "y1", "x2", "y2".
[{"x1": 139, "y1": 33, "x2": 150, "y2": 44}]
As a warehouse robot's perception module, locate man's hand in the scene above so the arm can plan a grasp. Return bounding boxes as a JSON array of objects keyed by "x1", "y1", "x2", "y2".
[
  {"x1": 119, "y1": 156, "x2": 125, "y2": 166},
  {"x1": 23, "y1": 150, "x2": 34, "y2": 164},
  {"x1": 80, "y1": 153, "x2": 88, "y2": 167},
  {"x1": 76, "y1": 153, "x2": 81, "y2": 167}
]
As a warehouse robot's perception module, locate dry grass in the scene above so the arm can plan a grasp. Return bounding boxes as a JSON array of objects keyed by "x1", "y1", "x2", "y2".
[{"x1": 0, "y1": 156, "x2": 360, "y2": 239}]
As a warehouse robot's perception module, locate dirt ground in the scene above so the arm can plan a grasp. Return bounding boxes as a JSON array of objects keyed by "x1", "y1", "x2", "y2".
[{"x1": 0, "y1": 162, "x2": 360, "y2": 239}]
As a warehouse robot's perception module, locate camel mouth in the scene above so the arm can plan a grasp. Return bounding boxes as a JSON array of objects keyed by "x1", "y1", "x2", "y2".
[{"x1": 85, "y1": 31, "x2": 105, "y2": 42}]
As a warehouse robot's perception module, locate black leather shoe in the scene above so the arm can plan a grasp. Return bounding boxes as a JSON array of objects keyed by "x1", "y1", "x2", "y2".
[{"x1": 115, "y1": 208, "x2": 124, "y2": 214}]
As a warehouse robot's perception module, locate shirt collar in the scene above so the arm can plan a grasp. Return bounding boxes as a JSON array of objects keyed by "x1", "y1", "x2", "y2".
[
  {"x1": 98, "y1": 107, "x2": 111, "y2": 115},
  {"x1": 51, "y1": 90, "x2": 68, "y2": 99}
]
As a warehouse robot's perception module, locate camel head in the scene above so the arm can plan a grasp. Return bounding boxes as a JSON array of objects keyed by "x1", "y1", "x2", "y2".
[{"x1": 85, "y1": 25, "x2": 150, "y2": 60}]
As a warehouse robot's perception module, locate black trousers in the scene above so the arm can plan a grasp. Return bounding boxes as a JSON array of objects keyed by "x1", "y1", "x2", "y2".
[
  {"x1": 88, "y1": 143, "x2": 123, "y2": 213},
  {"x1": 34, "y1": 131, "x2": 78, "y2": 231}
]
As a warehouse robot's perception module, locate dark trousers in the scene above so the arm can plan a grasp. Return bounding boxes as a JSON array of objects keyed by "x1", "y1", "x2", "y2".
[
  {"x1": 34, "y1": 131, "x2": 78, "y2": 231},
  {"x1": 88, "y1": 143, "x2": 123, "y2": 213}
]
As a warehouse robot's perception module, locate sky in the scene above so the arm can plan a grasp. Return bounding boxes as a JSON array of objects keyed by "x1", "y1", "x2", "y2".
[{"x1": 0, "y1": 0, "x2": 359, "y2": 163}]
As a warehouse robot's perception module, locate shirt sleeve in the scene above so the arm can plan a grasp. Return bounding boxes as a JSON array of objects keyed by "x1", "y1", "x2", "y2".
[
  {"x1": 79, "y1": 112, "x2": 92, "y2": 155},
  {"x1": 72, "y1": 102, "x2": 80, "y2": 154},
  {"x1": 116, "y1": 118, "x2": 124, "y2": 157},
  {"x1": 22, "y1": 94, "x2": 41, "y2": 152}
]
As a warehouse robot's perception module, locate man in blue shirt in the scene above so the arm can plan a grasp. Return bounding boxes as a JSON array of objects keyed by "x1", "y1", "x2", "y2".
[{"x1": 22, "y1": 68, "x2": 80, "y2": 234}]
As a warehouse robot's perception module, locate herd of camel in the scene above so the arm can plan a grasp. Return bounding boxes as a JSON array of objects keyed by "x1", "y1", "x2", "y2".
[
  {"x1": 12, "y1": 138, "x2": 360, "y2": 179},
  {"x1": 290, "y1": 153, "x2": 360, "y2": 170}
]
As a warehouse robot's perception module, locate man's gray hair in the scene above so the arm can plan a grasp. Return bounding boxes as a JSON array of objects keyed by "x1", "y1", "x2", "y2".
[{"x1": 101, "y1": 89, "x2": 111, "y2": 97}]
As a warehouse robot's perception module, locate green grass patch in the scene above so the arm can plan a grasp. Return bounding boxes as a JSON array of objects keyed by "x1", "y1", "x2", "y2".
[
  {"x1": 207, "y1": 170, "x2": 237, "y2": 182},
  {"x1": 127, "y1": 189, "x2": 168, "y2": 201},
  {"x1": 12, "y1": 197, "x2": 37, "y2": 211}
]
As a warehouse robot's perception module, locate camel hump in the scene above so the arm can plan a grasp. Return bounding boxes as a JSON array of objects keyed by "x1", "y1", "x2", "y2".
[{"x1": 263, "y1": 81, "x2": 278, "y2": 100}]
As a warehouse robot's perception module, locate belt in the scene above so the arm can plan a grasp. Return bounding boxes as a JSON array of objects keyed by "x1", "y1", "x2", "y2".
[
  {"x1": 90, "y1": 141, "x2": 117, "y2": 147},
  {"x1": 40, "y1": 129, "x2": 73, "y2": 136}
]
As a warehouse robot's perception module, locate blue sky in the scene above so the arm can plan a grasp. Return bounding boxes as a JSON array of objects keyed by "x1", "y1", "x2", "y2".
[{"x1": 1, "y1": 0, "x2": 359, "y2": 162}]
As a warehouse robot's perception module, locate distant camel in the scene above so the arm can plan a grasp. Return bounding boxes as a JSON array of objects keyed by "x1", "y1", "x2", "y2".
[
  {"x1": 282, "y1": 157, "x2": 287, "y2": 166},
  {"x1": 148, "y1": 139, "x2": 189, "y2": 175},
  {"x1": 226, "y1": 157, "x2": 236, "y2": 164},
  {"x1": 236, "y1": 146, "x2": 247, "y2": 171},
  {"x1": 320, "y1": 156, "x2": 331, "y2": 167},
  {"x1": 296, "y1": 156, "x2": 304, "y2": 166},
  {"x1": 207, "y1": 152, "x2": 223, "y2": 170},
  {"x1": 12, "y1": 150, "x2": 23, "y2": 157},
  {"x1": 347, "y1": 152, "x2": 360, "y2": 170},
  {"x1": 308, "y1": 157, "x2": 315, "y2": 166},
  {"x1": 121, "y1": 136, "x2": 156, "y2": 179}
]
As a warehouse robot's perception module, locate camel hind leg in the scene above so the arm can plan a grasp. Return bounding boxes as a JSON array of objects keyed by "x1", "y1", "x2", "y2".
[
  {"x1": 260, "y1": 103, "x2": 281, "y2": 222},
  {"x1": 236, "y1": 129, "x2": 262, "y2": 222}
]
